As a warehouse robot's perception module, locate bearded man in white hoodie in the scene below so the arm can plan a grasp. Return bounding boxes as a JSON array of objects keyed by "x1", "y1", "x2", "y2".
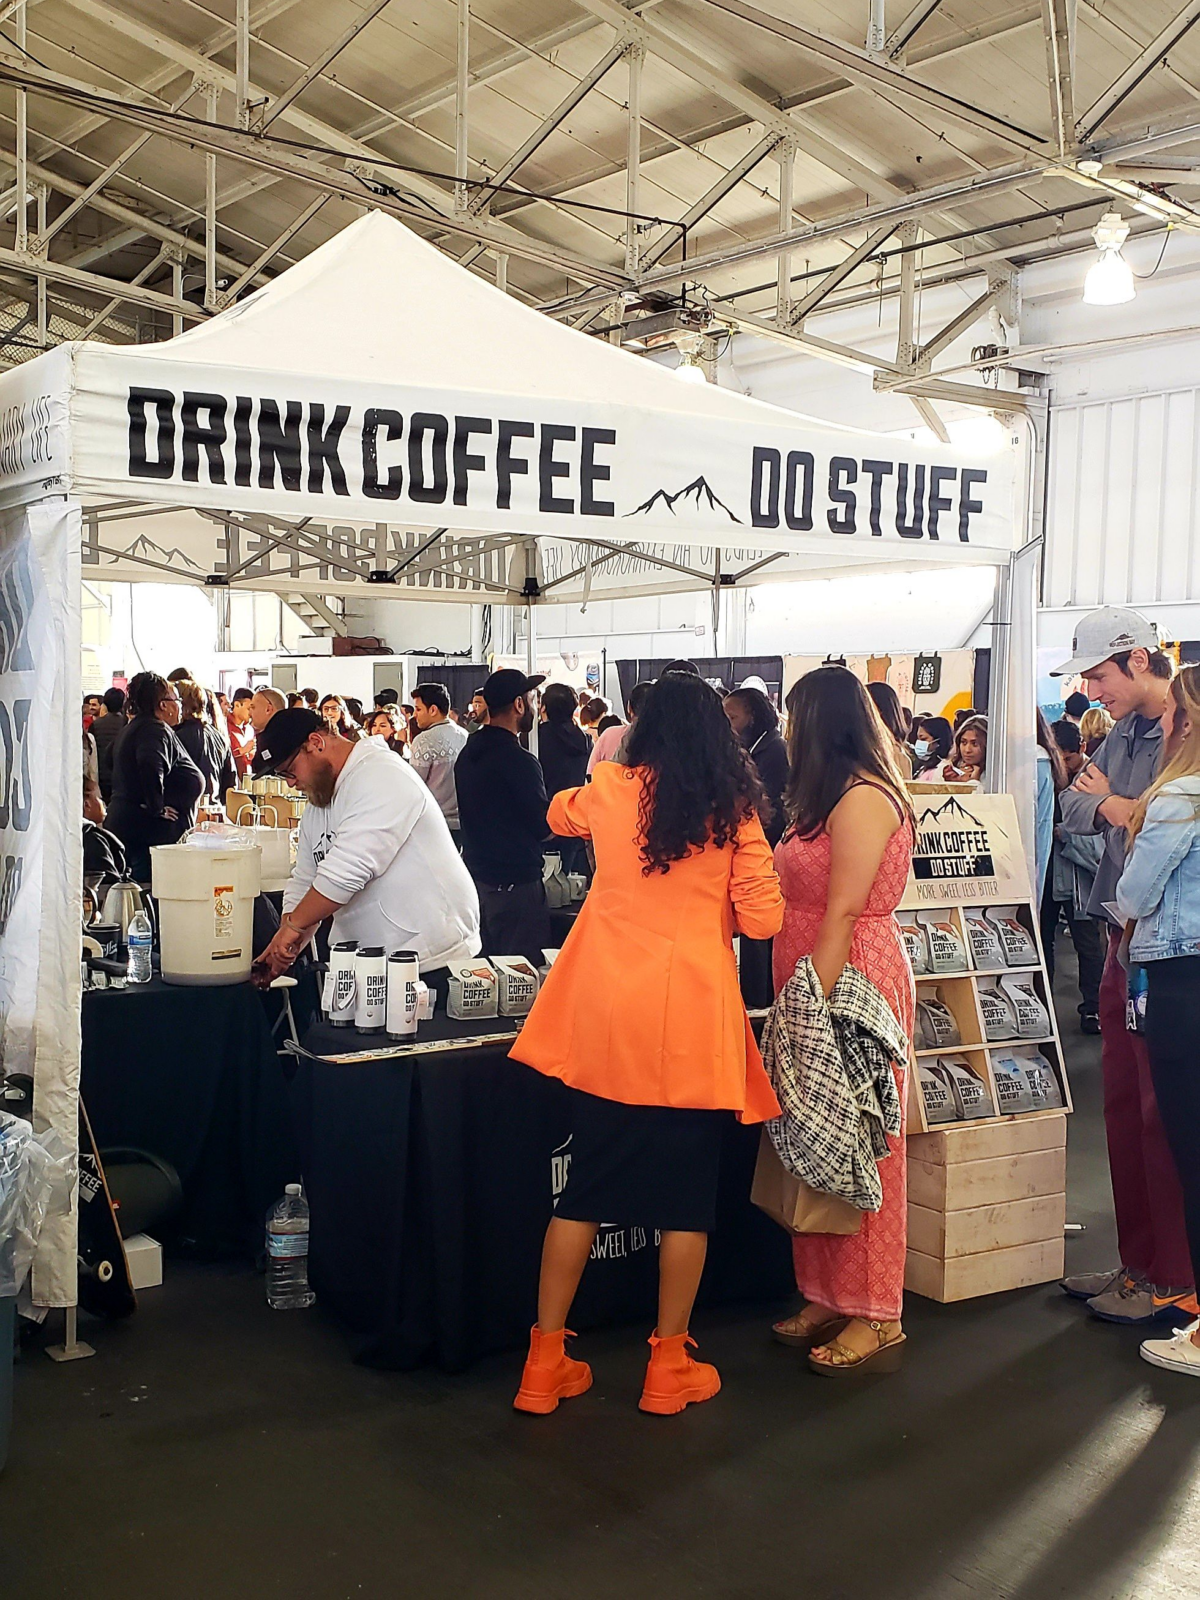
[{"x1": 253, "y1": 708, "x2": 480, "y2": 991}]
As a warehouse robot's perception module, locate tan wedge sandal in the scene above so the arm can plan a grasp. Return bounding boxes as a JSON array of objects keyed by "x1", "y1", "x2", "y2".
[
  {"x1": 771, "y1": 1310, "x2": 848, "y2": 1350},
  {"x1": 808, "y1": 1319, "x2": 906, "y2": 1377}
]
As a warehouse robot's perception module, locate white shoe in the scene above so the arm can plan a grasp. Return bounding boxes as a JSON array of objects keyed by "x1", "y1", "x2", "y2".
[{"x1": 1140, "y1": 1318, "x2": 1200, "y2": 1377}]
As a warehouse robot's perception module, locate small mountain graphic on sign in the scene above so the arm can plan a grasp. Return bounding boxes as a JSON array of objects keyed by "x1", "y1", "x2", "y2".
[
  {"x1": 917, "y1": 795, "x2": 981, "y2": 826},
  {"x1": 114, "y1": 534, "x2": 203, "y2": 572},
  {"x1": 625, "y1": 475, "x2": 742, "y2": 523}
]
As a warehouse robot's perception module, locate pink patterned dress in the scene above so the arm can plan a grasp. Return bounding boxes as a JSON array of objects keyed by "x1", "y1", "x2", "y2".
[{"x1": 772, "y1": 805, "x2": 915, "y2": 1321}]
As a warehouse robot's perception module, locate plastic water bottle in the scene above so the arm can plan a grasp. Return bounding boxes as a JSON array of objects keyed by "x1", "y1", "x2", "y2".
[
  {"x1": 126, "y1": 910, "x2": 153, "y2": 984},
  {"x1": 266, "y1": 1184, "x2": 315, "y2": 1310}
]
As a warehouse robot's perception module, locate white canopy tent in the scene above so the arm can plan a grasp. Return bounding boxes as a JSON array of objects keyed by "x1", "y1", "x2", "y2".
[{"x1": 0, "y1": 210, "x2": 1035, "y2": 1315}]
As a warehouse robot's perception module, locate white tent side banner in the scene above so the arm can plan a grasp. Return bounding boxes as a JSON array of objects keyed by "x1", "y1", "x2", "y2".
[{"x1": 0, "y1": 496, "x2": 82, "y2": 1306}]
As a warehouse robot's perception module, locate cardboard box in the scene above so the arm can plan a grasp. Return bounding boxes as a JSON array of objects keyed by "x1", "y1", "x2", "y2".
[{"x1": 122, "y1": 1233, "x2": 163, "y2": 1290}]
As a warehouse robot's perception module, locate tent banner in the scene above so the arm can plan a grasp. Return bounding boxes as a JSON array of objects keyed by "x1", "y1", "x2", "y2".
[
  {"x1": 0, "y1": 496, "x2": 82, "y2": 1306},
  {"x1": 0, "y1": 343, "x2": 73, "y2": 513},
  {"x1": 71, "y1": 350, "x2": 1020, "y2": 556}
]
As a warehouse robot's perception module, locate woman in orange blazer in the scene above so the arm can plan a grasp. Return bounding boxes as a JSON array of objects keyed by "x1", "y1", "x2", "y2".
[{"x1": 510, "y1": 672, "x2": 784, "y2": 1417}]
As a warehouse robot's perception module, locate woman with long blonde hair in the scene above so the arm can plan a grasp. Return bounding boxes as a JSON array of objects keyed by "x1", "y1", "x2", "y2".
[{"x1": 1117, "y1": 664, "x2": 1200, "y2": 1378}]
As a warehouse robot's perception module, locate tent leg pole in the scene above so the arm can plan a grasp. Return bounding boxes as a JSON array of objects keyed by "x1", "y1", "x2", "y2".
[
  {"x1": 987, "y1": 561, "x2": 1010, "y2": 796},
  {"x1": 205, "y1": 83, "x2": 219, "y2": 310},
  {"x1": 14, "y1": 2, "x2": 26, "y2": 257},
  {"x1": 46, "y1": 1304, "x2": 95, "y2": 1363}
]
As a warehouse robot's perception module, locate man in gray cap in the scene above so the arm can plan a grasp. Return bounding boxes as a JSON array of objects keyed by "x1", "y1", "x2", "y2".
[{"x1": 1056, "y1": 607, "x2": 1192, "y2": 1322}]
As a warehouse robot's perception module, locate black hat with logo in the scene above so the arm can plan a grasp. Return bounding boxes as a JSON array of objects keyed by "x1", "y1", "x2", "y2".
[
  {"x1": 481, "y1": 668, "x2": 546, "y2": 713},
  {"x1": 253, "y1": 708, "x2": 324, "y2": 776}
]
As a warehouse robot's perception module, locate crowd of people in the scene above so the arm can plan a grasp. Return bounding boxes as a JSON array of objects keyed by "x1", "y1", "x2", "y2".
[{"x1": 80, "y1": 606, "x2": 1200, "y2": 1400}]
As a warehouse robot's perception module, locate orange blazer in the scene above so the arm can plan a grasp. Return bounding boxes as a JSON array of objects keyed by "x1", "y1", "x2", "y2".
[{"x1": 510, "y1": 762, "x2": 784, "y2": 1123}]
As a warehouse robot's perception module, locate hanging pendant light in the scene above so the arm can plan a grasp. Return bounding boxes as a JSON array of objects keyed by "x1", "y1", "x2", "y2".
[
  {"x1": 1083, "y1": 212, "x2": 1134, "y2": 305},
  {"x1": 672, "y1": 331, "x2": 710, "y2": 383}
]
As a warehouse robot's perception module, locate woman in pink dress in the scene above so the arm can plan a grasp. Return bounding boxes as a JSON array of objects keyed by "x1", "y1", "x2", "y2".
[{"x1": 771, "y1": 666, "x2": 915, "y2": 1375}]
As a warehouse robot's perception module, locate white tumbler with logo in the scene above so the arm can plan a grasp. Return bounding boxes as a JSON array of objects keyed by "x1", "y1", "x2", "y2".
[
  {"x1": 328, "y1": 940, "x2": 358, "y2": 1027},
  {"x1": 354, "y1": 946, "x2": 387, "y2": 1033},
  {"x1": 386, "y1": 950, "x2": 420, "y2": 1040}
]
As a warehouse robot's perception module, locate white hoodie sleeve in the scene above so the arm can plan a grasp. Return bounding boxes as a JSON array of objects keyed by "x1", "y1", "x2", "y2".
[
  {"x1": 282, "y1": 803, "x2": 320, "y2": 916},
  {"x1": 310, "y1": 750, "x2": 424, "y2": 905}
]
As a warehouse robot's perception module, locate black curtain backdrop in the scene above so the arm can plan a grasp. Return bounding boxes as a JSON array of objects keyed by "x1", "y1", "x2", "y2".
[{"x1": 615, "y1": 657, "x2": 784, "y2": 711}]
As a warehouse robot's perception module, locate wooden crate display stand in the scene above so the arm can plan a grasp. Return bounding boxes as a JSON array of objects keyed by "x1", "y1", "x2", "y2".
[{"x1": 900, "y1": 790, "x2": 1070, "y2": 1302}]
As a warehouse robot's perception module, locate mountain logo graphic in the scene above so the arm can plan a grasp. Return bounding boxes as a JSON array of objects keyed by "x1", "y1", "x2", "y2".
[
  {"x1": 624, "y1": 475, "x2": 742, "y2": 523},
  {"x1": 113, "y1": 534, "x2": 203, "y2": 572},
  {"x1": 913, "y1": 794, "x2": 997, "y2": 881}
]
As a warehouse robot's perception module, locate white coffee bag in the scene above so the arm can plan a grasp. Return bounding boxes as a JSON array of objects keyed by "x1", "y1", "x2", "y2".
[
  {"x1": 992, "y1": 1051, "x2": 1037, "y2": 1114},
  {"x1": 920, "y1": 910, "x2": 968, "y2": 974},
  {"x1": 493, "y1": 955, "x2": 540, "y2": 1017},
  {"x1": 984, "y1": 906, "x2": 1039, "y2": 967},
  {"x1": 938, "y1": 1055, "x2": 995, "y2": 1120},
  {"x1": 917, "y1": 1060, "x2": 958, "y2": 1124},
  {"x1": 898, "y1": 917, "x2": 930, "y2": 975},
  {"x1": 977, "y1": 979, "x2": 1017, "y2": 1042},
  {"x1": 1000, "y1": 976, "x2": 1051, "y2": 1039},
  {"x1": 964, "y1": 908, "x2": 1004, "y2": 970},
  {"x1": 447, "y1": 959, "x2": 499, "y2": 1020}
]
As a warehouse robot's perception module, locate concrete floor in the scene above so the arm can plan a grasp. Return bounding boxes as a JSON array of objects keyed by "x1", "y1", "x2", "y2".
[{"x1": 9, "y1": 944, "x2": 1200, "y2": 1600}]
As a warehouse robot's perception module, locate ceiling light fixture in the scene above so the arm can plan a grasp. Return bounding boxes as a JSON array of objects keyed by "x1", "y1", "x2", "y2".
[{"x1": 1083, "y1": 211, "x2": 1134, "y2": 305}]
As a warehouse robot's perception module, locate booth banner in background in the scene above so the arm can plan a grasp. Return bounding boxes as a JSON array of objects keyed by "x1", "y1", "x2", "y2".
[{"x1": 0, "y1": 497, "x2": 83, "y2": 1306}]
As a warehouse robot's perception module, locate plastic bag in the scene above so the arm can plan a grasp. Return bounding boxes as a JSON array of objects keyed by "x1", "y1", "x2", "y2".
[{"x1": 0, "y1": 1111, "x2": 76, "y2": 1298}]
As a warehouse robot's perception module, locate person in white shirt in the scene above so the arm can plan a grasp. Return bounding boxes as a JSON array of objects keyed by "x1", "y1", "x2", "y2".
[
  {"x1": 252, "y1": 708, "x2": 480, "y2": 988},
  {"x1": 408, "y1": 682, "x2": 468, "y2": 841}
]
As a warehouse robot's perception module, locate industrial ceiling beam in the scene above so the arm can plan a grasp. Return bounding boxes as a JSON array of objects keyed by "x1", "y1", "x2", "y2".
[
  {"x1": 0, "y1": 54, "x2": 630, "y2": 287},
  {"x1": 259, "y1": 0, "x2": 396, "y2": 131},
  {"x1": 215, "y1": 192, "x2": 329, "y2": 306},
  {"x1": 78, "y1": 244, "x2": 169, "y2": 339},
  {"x1": 1042, "y1": 0, "x2": 1077, "y2": 156},
  {"x1": 0, "y1": 240, "x2": 203, "y2": 320},
  {"x1": 639, "y1": 132, "x2": 780, "y2": 270},
  {"x1": 788, "y1": 223, "x2": 899, "y2": 324},
  {"x1": 685, "y1": 0, "x2": 1052, "y2": 154},
  {"x1": 1077, "y1": 1, "x2": 1200, "y2": 142},
  {"x1": 885, "y1": 0, "x2": 945, "y2": 60},
  {"x1": 466, "y1": 41, "x2": 629, "y2": 216}
]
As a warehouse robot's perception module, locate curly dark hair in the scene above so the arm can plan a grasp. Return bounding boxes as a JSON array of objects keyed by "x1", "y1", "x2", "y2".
[
  {"x1": 623, "y1": 673, "x2": 762, "y2": 874},
  {"x1": 125, "y1": 671, "x2": 170, "y2": 720}
]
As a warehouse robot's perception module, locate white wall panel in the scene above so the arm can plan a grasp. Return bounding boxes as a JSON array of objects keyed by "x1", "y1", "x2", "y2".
[{"x1": 1047, "y1": 386, "x2": 1200, "y2": 611}]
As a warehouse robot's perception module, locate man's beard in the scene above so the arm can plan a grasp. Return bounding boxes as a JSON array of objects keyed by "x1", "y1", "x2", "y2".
[
  {"x1": 518, "y1": 703, "x2": 535, "y2": 736},
  {"x1": 300, "y1": 758, "x2": 337, "y2": 808}
]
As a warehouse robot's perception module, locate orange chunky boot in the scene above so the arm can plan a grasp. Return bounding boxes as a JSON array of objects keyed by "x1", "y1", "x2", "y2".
[
  {"x1": 513, "y1": 1326, "x2": 592, "y2": 1414},
  {"x1": 639, "y1": 1332, "x2": 721, "y2": 1415}
]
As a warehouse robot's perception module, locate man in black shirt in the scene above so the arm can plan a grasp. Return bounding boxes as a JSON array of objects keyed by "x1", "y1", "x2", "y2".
[
  {"x1": 90, "y1": 686, "x2": 128, "y2": 801},
  {"x1": 455, "y1": 668, "x2": 550, "y2": 964}
]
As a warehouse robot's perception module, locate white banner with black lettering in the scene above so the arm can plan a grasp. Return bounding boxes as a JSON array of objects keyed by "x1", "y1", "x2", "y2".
[
  {"x1": 0, "y1": 497, "x2": 82, "y2": 1306},
  {"x1": 69, "y1": 349, "x2": 1020, "y2": 560}
]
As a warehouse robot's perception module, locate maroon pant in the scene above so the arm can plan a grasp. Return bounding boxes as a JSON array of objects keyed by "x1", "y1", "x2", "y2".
[{"x1": 1099, "y1": 934, "x2": 1193, "y2": 1287}]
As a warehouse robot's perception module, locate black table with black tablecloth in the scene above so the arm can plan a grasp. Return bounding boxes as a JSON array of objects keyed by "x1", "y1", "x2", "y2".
[
  {"x1": 81, "y1": 976, "x2": 313, "y2": 1258},
  {"x1": 288, "y1": 1014, "x2": 793, "y2": 1373}
]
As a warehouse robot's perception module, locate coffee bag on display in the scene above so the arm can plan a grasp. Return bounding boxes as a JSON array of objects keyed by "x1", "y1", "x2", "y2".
[
  {"x1": 1017, "y1": 1049, "x2": 1064, "y2": 1111},
  {"x1": 985, "y1": 906, "x2": 1039, "y2": 967},
  {"x1": 919, "y1": 911, "x2": 968, "y2": 974},
  {"x1": 916, "y1": 1060, "x2": 958, "y2": 1124},
  {"x1": 977, "y1": 980, "x2": 1017, "y2": 1041},
  {"x1": 415, "y1": 981, "x2": 435, "y2": 1021},
  {"x1": 938, "y1": 1055, "x2": 995, "y2": 1120},
  {"x1": 992, "y1": 1051, "x2": 1037, "y2": 1114},
  {"x1": 539, "y1": 946, "x2": 561, "y2": 984},
  {"x1": 964, "y1": 908, "x2": 1004, "y2": 970},
  {"x1": 1000, "y1": 975, "x2": 1051, "y2": 1039},
  {"x1": 898, "y1": 917, "x2": 930, "y2": 975},
  {"x1": 447, "y1": 959, "x2": 499, "y2": 1020},
  {"x1": 916, "y1": 995, "x2": 960, "y2": 1051},
  {"x1": 493, "y1": 955, "x2": 540, "y2": 1017}
]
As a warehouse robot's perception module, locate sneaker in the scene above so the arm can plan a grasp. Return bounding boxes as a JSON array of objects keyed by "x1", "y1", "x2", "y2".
[
  {"x1": 1080, "y1": 1011, "x2": 1100, "y2": 1036},
  {"x1": 1061, "y1": 1266, "x2": 1127, "y2": 1301},
  {"x1": 1088, "y1": 1280, "x2": 1194, "y2": 1325},
  {"x1": 1141, "y1": 1319, "x2": 1200, "y2": 1376}
]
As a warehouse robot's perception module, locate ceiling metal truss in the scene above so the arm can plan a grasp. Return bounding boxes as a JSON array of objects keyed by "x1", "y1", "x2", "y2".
[{"x1": 0, "y1": 0, "x2": 1196, "y2": 416}]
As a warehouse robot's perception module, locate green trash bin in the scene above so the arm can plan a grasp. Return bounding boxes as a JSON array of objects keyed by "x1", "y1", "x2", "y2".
[{"x1": 0, "y1": 1297, "x2": 13, "y2": 1474}]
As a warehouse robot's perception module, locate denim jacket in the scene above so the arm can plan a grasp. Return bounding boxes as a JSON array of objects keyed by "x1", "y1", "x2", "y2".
[{"x1": 1115, "y1": 777, "x2": 1200, "y2": 961}]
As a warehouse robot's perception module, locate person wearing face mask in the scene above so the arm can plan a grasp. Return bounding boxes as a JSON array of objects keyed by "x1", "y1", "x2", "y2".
[
  {"x1": 909, "y1": 715, "x2": 953, "y2": 778},
  {"x1": 1056, "y1": 607, "x2": 1193, "y2": 1326},
  {"x1": 454, "y1": 669, "x2": 552, "y2": 964},
  {"x1": 251, "y1": 708, "x2": 479, "y2": 989}
]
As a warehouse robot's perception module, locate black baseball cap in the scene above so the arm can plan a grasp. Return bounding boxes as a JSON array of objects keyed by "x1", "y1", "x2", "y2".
[
  {"x1": 253, "y1": 708, "x2": 324, "y2": 775},
  {"x1": 481, "y1": 668, "x2": 546, "y2": 712}
]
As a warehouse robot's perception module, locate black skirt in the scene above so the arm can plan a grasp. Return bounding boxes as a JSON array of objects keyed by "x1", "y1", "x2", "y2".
[{"x1": 554, "y1": 1086, "x2": 728, "y2": 1233}]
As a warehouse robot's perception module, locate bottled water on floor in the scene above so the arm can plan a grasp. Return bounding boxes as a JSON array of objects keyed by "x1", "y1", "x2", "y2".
[
  {"x1": 126, "y1": 910, "x2": 153, "y2": 984},
  {"x1": 267, "y1": 1184, "x2": 315, "y2": 1310}
]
